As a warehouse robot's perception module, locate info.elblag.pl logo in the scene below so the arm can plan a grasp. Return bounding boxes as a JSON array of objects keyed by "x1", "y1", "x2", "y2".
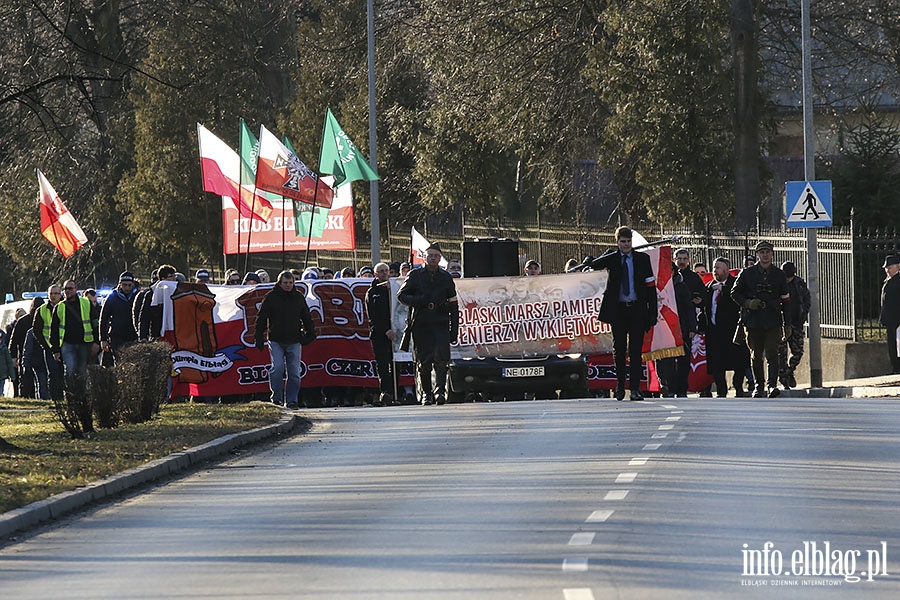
[{"x1": 742, "y1": 541, "x2": 889, "y2": 585}]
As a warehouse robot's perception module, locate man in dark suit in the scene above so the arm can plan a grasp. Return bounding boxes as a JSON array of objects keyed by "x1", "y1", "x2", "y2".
[
  {"x1": 703, "y1": 257, "x2": 749, "y2": 397},
  {"x1": 592, "y1": 226, "x2": 658, "y2": 401},
  {"x1": 880, "y1": 254, "x2": 900, "y2": 374}
]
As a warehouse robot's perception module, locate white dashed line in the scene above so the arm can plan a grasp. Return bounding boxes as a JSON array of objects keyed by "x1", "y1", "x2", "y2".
[
  {"x1": 586, "y1": 509, "x2": 615, "y2": 522},
  {"x1": 604, "y1": 490, "x2": 629, "y2": 500},
  {"x1": 658, "y1": 424, "x2": 674, "y2": 430},
  {"x1": 629, "y1": 457, "x2": 649, "y2": 466},
  {"x1": 615, "y1": 472, "x2": 637, "y2": 483},
  {"x1": 651, "y1": 432, "x2": 668, "y2": 438},
  {"x1": 666, "y1": 416, "x2": 681, "y2": 421},
  {"x1": 661, "y1": 404, "x2": 678, "y2": 409},
  {"x1": 568, "y1": 532, "x2": 596, "y2": 546},
  {"x1": 643, "y1": 443, "x2": 662, "y2": 450},
  {"x1": 562, "y1": 558, "x2": 589, "y2": 571},
  {"x1": 669, "y1": 410, "x2": 684, "y2": 414},
  {"x1": 563, "y1": 589, "x2": 596, "y2": 600}
]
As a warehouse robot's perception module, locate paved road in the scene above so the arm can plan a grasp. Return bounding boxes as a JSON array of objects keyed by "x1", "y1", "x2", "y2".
[{"x1": 1, "y1": 397, "x2": 900, "y2": 599}]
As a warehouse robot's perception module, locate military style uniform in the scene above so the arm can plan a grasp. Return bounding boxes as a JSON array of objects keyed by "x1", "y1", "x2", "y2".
[
  {"x1": 731, "y1": 251, "x2": 790, "y2": 397},
  {"x1": 397, "y1": 266, "x2": 459, "y2": 405}
]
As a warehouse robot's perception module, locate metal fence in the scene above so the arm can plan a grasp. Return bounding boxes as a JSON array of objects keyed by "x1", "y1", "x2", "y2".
[{"x1": 278, "y1": 217, "x2": 900, "y2": 342}]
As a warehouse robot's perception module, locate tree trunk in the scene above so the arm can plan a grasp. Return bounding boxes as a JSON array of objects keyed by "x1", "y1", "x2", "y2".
[{"x1": 732, "y1": 0, "x2": 761, "y2": 231}]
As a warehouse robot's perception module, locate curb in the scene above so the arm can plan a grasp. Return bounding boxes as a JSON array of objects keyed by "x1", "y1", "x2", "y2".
[
  {"x1": 781, "y1": 386, "x2": 900, "y2": 399},
  {"x1": 0, "y1": 411, "x2": 300, "y2": 541}
]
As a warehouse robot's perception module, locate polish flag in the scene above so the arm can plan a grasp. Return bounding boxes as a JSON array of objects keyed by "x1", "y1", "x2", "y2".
[
  {"x1": 410, "y1": 227, "x2": 448, "y2": 268},
  {"x1": 197, "y1": 123, "x2": 273, "y2": 222},
  {"x1": 37, "y1": 169, "x2": 88, "y2": 258},
  {"x1": 255, "y1": 125, "x2": 333, "y2": 209}
]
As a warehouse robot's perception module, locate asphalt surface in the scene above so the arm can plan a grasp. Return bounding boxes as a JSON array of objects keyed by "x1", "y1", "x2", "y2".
[{"x1": 1, "y1": 395, "x2": 899, "y2": 599}]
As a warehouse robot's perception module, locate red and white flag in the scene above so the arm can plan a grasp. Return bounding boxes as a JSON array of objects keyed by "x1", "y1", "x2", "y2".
[
  {"x1": 197, "y1": 123, "x2": 273, "y2": 222},
  {"x1": 255, "y1": 125, "x2": 334, "y2": 209},
  {"x1": 410, "y1": 226, "x2": 448, "y2": 268},
  {"x1": 37, "y1": 169, "x2": 87, "y2": 258}
]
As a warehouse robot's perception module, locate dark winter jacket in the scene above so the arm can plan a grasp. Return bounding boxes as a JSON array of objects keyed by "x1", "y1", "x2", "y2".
[{"x1": 255, "y1": 284, "x2": 316, "y2": 346}]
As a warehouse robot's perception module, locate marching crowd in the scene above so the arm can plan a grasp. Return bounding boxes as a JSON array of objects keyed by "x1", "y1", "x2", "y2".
[{"x1": 3, "y1": 236, "x2": 899, "y2": 408}]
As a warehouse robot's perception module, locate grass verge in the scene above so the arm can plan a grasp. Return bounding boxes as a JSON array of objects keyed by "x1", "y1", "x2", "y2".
[{"x1": 0, "y1": 398, "x2": 284, "y2": 514}]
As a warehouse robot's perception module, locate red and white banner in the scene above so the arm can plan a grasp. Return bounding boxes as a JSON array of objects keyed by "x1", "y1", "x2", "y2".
[
  {"x1": 222, "y1": 184, "x2": 355, "y2": 254},
  {"x1": 410, "y1": 227, "x2": 448, "y2": 268},
  {"x1": 37, "y1": 169, "x2": 88, "y2": 258}
]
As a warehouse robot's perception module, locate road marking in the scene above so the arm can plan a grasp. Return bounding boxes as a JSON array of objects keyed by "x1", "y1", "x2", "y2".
[
  {"x1": 658, "y1": 424, "x2": 674, "y2": 430},
  {"x1": 586, "y1": 509, "x2": 614, "y2": 522},
  {"x1": 666, "y1": 416, "x2": 681, "y2": 421},
  {"x1": 563, "y1": 558, "x2": 589, "y2": 571},
  {"x1": 661, "y1": 404, "x2": 678, "y2": 409},
  {"x1": 629, "y1": 457, "x2": 649, "y2": 466},
  {"x1": 643, "y1": 443, "x2": 661, "y2": 450},
  {"x1": 615, "y1": 472, "x2": 637, "y2": 483},
  {"x1": 651, "y1": 432, "x2": 668, "y2": 438},
  {"x1": 670, "y1": 410, "x2": 684, "y2": 414},
  {"x1": 564, "y1": 589, "x2": 596, "y2": 600},
  {"x1": 604, "y1": 490, "x2": 629, "y2": 500},
  {"x1": 569, "y1": 532, "x2": 596, "y2": 545},
  {"x1": 779, "y1": 427, "x2": 861, "y2": 431}
]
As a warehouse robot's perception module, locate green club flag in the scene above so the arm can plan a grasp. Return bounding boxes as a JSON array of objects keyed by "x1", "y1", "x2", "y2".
[
  {"x1": 239, "y1": 119, "x2": 280, "y2": 204},
  {"x1": 318, "y1": 107, "x2": 380, "y2": 188},
  {"x1": 283, "y1": 134, "x2": 328, "y2": 238}
]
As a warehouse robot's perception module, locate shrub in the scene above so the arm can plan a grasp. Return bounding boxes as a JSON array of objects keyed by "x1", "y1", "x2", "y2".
[
  {"x1": 87, "y1": 364, "x2": 120, "y2": 428},
  {"x1": 115, "y1": 342, "x2": 173, "y2": 424}
]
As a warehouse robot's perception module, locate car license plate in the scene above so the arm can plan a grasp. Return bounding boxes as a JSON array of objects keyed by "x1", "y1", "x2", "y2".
[{"x1": 502, "y1": 366, "x2": 545, "y2": 378}]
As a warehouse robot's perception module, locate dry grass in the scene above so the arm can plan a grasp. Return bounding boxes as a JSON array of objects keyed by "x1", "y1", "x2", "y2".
[{"x1": 0, "y1": 398, "x2": 283, "y2": 513}]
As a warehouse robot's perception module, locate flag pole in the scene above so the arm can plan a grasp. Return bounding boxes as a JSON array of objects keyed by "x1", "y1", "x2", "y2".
[
  {"x1": 304, "y1": 111, "x2": 331, "y2": 270},
  {"x1": 282, "y1": 194, "x2": 287, "y2": 272}
]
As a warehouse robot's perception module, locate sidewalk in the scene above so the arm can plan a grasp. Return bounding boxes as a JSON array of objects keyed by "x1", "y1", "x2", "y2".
[
  {"x1": 781, "y1": 373, "x2": 900, "y2": 398},
  {"x1": 0, "y1": 410, "x2": 302, "y2": 542}
]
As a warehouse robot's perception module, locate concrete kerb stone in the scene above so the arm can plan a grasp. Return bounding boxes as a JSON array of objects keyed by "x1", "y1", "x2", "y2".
[
  {"x1": 781, "y1": 386, "x2": 900, "y2": 399},
  {"x1": 0, "y1": 411, "x2": 299, "y2": 541}
]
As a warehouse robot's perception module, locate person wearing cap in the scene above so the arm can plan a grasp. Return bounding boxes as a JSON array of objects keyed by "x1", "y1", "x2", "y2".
[
  {"x1": 224, "y1": 269, "x2": 241, "y2": 285},
  {"x1": 778, "y1": 261, "x2": 811, "y2": 389},
  {"x1": 524, "y1": 259, "x2": 541, "y2": 276},
  {"x1": 195, "y1": 269, "x2": 212, "y2": 284},
  {"x1": 590, "y1": 226, "x2": 658, "y2": 401},
  {"x1": 358, "y1": 265, "x2": 375, "y2": 278},
  {"x1": 880, "y1": 254, "x2": 900, "y2": 374},
  {"x1": 99, "y1": 271, "x2": 139, "y2": 363},
  {"x1": 255, "y1": 269, "x2": 271, "y2": 284},
  {"x1": 242, "y1": 272, "x2": 261, "y2": 285},
  {"x1": 397, "y1": 243, "x2": 459, "y2": 405},
  {"x1": 399, "y1": 262, "x2": 412, "y2": 277},
  {"x1": 321, "y1": 267, "x2": 334, "y2": 280},
  {"x1": 731, "y1": 241, "x2": 791, "y2": 398},
  {"x1": 365, "y1": 262, "x2": 398, "y2": 406}
]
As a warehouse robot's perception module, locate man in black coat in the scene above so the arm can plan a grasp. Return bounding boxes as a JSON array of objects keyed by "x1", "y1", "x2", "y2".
[
  {"x1": 591, "y1": 226, "x2": 658, "y2": 401},
  {"x1": 255, "y1": 270, "x2": 316, "y2": 408},
  {"x1": 365, "y1": 262, "x2": 397, "y2": 406},
  {"x1": 99, "y1": 271, "x2": 139, "y2": 363},
  {"x1": 397, "y1": 243, "x2": 459, "y2": 406},
  {"x1": 703, "y1": 257, "x2": 749, "y2": 397},
  {"x1": 880, "y1": 254, "x2": 900, "y2": 374}
]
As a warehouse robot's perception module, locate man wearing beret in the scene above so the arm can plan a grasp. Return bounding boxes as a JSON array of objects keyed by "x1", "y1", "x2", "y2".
[
  {"x1": 731, "y1": 241, "x2": 791, "y2": 398},
  {"x1": 880, "y1": 255, "x2": 900, "y2": 374},
  {"x1": 99, "y1": 271, "x2": 139, "y2": 364}
]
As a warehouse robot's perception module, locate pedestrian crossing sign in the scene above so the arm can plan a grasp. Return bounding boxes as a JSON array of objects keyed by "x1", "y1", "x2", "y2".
[{"x1": 785, "y1": 180, "x2": 832, "y2": 228}]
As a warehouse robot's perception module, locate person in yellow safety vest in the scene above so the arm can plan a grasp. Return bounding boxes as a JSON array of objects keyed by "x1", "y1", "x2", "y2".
[
  {"x1": 31, "y1": 284, "x2": 65, "y2": 401},
  {"x1": 50, "y1": 280, "x2": 100, "y2": 392}
]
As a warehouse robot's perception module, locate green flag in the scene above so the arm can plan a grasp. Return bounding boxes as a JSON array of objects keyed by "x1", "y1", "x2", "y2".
[
  {"x1": 318, "y1": 107, "x2": 380, "y2": 188},
  {"x1": 283, "y1": 135, "x2": 328, "y2": 238}
]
